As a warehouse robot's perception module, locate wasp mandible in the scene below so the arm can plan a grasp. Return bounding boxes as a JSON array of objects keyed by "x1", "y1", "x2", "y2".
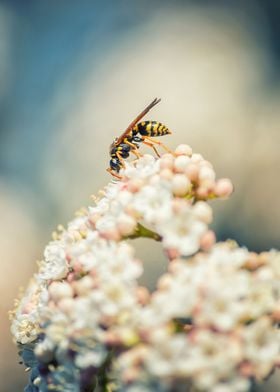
[{"x1": 107, "y1": 98, "x2": 172, "y2": 178}]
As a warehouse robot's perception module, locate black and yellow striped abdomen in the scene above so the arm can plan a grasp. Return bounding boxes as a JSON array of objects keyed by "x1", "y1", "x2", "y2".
[{"x1": 132, "y1": 121, "x2": 171, "y2": 137}]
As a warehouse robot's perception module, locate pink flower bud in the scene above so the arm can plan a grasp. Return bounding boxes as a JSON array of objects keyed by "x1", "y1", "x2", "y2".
[
  {"x1": 193, "y1": 201, "x2": 213, "y2": 224},
  {"x1": 160, "y1": 154, "x2": 174, "y2": 170},
  {"x1": 57, "y1": 297, "x2": 75, "y2": 314},
  {"x1": 196, "y1": 186, "x2": 209, "y2": 199},
  {"x1": 157, "y1": 274, "x2": 173, "y2": 290},
  {"x1": 166, "y1": 247, "x2": 181, "y2": 260},
  {"x1": 136, "y1": 286, "x2": 150, "y2": 304},
  {"x1": 215, "y1": 178, "x2": 233, "y2": 198},
  {"x1": 122, "y1": 368, "x2": 140, "y2": 383},
  {"x1": 22, "y1": 302, "x2": 35, "y2": 314},
  {"x1": 172, "y1": 198, "x2": 186, "y2": 213},
  {"x1": 49, "y1": 282, "x2": 73, "y2": 301},
  {"x1": 175, "y1": 144, "x2": 192, "y2": 157},
  {"x1": 96, "y1": 217, "x2": 121, "y2": 240},
  {"x1": 199, "y1": 166, "x2": 216, "y2": 182},
  {"x1": 185, "y1": 163, "x2": 199, "y2": 182},
  {"x1": 174, "y1": 155, "x2": 191, "y2": 173},
  {"x1": 191, "y1": 153, "x2": 203, "y2": 163},
  {"x1": 200, "y1": 230, "x2": 216, "y2": 251},
  {"x1": 67, "y1": 272, "x2": 75, "y2": 283},
  {"x1": 104, "y1": 331, "x2": 121, "y2": 346},
  {"x1": 272, "y1": 306, "x2": 280, "y2": 322},
  {"x1": 127, "y1": 179, "x2": 144, "y2": 193},
  {"x1": 117, "y1": 214, "x2": 137, "y2": 236},
  {"x1": 172, "y1": 174, "x2": 191, "y2": 196},
  {"x1": 160, "y1": 168, "x2": 173, "y2": 180}
]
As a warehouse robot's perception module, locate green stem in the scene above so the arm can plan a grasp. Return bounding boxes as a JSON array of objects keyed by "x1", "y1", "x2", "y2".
[
  {"x1": 126, "y1": 223, "x2": 162, "y2": 242},
  {"x1": 97, "y1": 350, "x2": 114, "y2": 392}
]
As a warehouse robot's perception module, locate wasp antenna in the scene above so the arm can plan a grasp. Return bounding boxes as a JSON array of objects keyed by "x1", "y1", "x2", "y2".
[{"x1": 150, "y1": 97, "x2": 161, "y2": 107}]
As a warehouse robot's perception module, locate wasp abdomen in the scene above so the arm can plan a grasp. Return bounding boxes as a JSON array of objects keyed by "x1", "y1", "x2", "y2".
[{"x1": 133, "y1": 121, "x2": 171, "y2": 137}]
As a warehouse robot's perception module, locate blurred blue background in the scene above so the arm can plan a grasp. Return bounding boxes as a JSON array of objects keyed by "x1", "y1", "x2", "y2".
[{"x1": 1, "y1": 1, "x2": 280, "y2": 390}]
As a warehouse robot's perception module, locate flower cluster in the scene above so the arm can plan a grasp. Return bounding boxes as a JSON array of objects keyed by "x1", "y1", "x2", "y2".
[
  {"x1": 10, "y1": 145, "x2": 280, "y2": 392},
  {"x1": 116, "y1": 243, "x2": 280, "y2": 391}
]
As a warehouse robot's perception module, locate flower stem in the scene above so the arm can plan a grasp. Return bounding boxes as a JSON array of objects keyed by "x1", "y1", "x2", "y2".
[
  {"x1": 126, "y1": 223, "x2": 162, "y2": 242},
  {"x1": 96, "y1": 351, "x2": 114, "y2": 392}
]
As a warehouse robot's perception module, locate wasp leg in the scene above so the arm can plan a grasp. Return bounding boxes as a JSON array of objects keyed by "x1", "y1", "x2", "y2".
[
  {"x1": 125, "y1": 141, "x2": 142, "y2": 158},
  {"x1": 131, "y1": 149, "x2": 142, "y2": 158},
  {"x1": 143, "y1": 140, "x2": 161, "y2": 157},
  {"x1": 116, "y1": 152, "x2": 126, "y2": 166},
  {"x1": 106, "y1": 167, "x2": 122, "y2": 179},
  {"x1": 143, "y1": 136, "x2": 173, "y2": 154}
]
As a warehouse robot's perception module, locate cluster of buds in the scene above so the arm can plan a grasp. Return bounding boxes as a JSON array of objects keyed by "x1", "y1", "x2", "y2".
[{"x1": 10, "y1": 145, "x2": 279, "y2": 392}]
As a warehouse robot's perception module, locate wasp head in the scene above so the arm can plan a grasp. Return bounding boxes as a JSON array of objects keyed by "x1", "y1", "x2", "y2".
[
  {"x1": 110, "y1": 157, "x2": 121, "y2": 172},
  {"x1": 110, "y1": 138, "x2": 119, "y2": 154}
]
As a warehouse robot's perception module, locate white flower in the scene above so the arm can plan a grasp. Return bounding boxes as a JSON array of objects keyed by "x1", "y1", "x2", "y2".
[
  {"x1": 39, "y1": 241, "x2": 68, "y2": 280},
  {"x1": 11, "y1": 314, "x2": 39, "y2": 344},
  {"x1": 159, "y1": 202, "x2": 208, "y2": 255},
  {"x1": 48, "y1": 281, "x2": 74, "y2": 301},
  {"x1": 122, "y1": 155, "x2": 159, "y2": 180},
  {"x1": 10, "y1": 279, "x2": 49, "y2": 344},
  {"x1": 12, "y1": 144, "x2": 277, "y2": 392},
  {"x1": 75, "y1": 347, "x2": 106, "y2": 368},
  {"x1": 131, "y1": 183, "x2": 172, "y2": 225}
]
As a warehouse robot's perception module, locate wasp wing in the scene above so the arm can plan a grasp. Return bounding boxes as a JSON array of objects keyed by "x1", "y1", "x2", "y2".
[{"x1": 115, "y1": 98, "x2": 161, "y2": 145}]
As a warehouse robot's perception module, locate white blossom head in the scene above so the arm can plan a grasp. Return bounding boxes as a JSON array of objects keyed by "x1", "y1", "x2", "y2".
[{"x1": 11, "y1": 145, "x2": 280, "y2": 392}]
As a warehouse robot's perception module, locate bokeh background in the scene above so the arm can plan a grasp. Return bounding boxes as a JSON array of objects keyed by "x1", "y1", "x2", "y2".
[{"x1": 1, "y1": 1, "x2": 280, "y2": 391}]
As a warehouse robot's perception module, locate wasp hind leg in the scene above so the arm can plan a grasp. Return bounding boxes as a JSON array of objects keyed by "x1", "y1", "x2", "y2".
[
  {"x1": 143, "y1": 140, "x2": 161, "y2": 157},
  {"x1": 143, "y1": 136, "x2": 173, "y2": 155}
]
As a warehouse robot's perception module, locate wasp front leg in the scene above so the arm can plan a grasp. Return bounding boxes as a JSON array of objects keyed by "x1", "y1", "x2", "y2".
[
  {"x1": 108, "y1": 156, "x2": 124, "y2": 179},
  {"x1": 116, "y1": 151, "x2": 126, "y2": 166},
  {"x1": 106, "y1": 167, "x2": 122, "y2": 179}
]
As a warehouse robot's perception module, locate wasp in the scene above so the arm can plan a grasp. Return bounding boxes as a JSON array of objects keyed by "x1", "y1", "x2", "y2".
[{"x1": 107, "y1": 98, "x2": 172, "y2": 178}]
